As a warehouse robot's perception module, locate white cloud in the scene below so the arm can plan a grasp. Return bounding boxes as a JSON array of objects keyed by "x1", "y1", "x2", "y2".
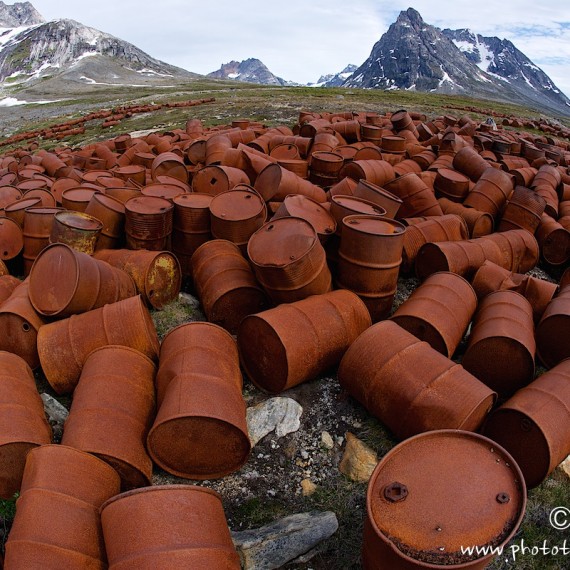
[{"x1": 28, "y1": 1, "x2": 570, "y2": 96}]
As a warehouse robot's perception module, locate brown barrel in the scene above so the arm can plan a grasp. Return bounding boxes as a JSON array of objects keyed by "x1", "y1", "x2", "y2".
[
  {"x1": 151, "y1": 152, "x2": 187, "y2": 183},
  {"x1": 463, "y1": 168, "x2": 514, "y2": 217},
  {"x1": 338, "y1": 320, "x2": 496, "y2": 440},
  {"x1": 61, "y1": 188, "x2": 100, "y2": 213},
  {"x1": 238, "y1": 289, "x2": 371, "y2": 393},
  {"x1": 4, "y1": 445, "x2": 120, "y2": 570},
  {"x1": 22, "y1": 206, "x2": 63, "y2": 276},
  {"x1": 482, "y1": 359, "x2": 570, "y2": 488},
  {"x1": 400, "y1": 214, "x2": 469, "y2": 274},
  {"x1": 125, "y1": 195, "x2": 173, "y2": 251},
  {"x1": 452, "y1": 146, "x2": 491, "y2": 181},
  {"x1": 328, "y1": 176, "x2": 358, "y2": 198},
  {"x1": 390, "y1": 110, "x2": 419, "y2": 138},
  {"x1": 50, "y1": 210, "x2": 103, "y2": 255},
  {"x1": 353, "y1": 180, "x2": 403, "y2": 218},
  {"x1": 339, "y1": 159, "x2": 395, "y2": 187},
  {"x1": 29, "y1": 243, "x2": 136, "y2": 317},
  {"x1": 209, "y1": 188, "x2": 267, "y2": 252},
  {"x1": 498, "y1": 185, "x2": 546, "y2": 233},
  {"x1": 337, "y1": 216, "x2": 406, "y2": 322},
  {"x1": 61, "y1": 345, "x2": 156, "y2": 490},
  {"x1": 535, "y1": 213, "x2": 570, "y2": 266},
  {"x1": 4, "y1": 196, "x2": 42, "y2": 227},
  {"x1": 37, "y1": 295, "x2": 160, "y2": 394},
  {"x1": 105, "y1": 187, "x2": 142, "y2": 204},
  {"x1": 330, "y1": 195, "x2": 386, "y2": 236},
  {"x1": 205, "y1": 135, "x2": 233, "y2": 166},
  {"x1": 147, "y1": 322, "x2": 250, "y2": 479},
  {"x1": 0, "y1": 351, "x2": 52, "y2": 499},
  {"x1": 536, "y1": 285, "x2": 570, "y2": 368},
  {"x1": 391, "y1": 272, "x2": 477, "y2": 358},
  {"x1": 383, "y1": 173, "x2": 443, "y2": 218},
  {"x1": 192, "y1": 165, "x2": 250, "y2": 195},
  {"x1": 85, "y1": 193, "x2": 126, "y2": 250},
  {"x1": 190, "y1": 240, "x2": 269, "y2": 334},
  {"x1": 0, "y1": 186, "x2": 22, "y2": 208},
  {"x1": 93, "y1": 249, "x2": 181, "y2": 309},
  {"x1": 254, "y1": 164, "x2": 327, "y2": 203},
  {"x1": 434, "y1": 167, "x2": 470, "y2": 201},
  {"x1": 310, "y1": 151, "x2": 344, "y2": 176},
  {"x1": 463, "y1": 290, "x2": 535, "y2": 399},
  {"x1": 248, "y1": 217, "x2": 332, "y2": 305},
  {"x1": 23, "y1": 188, "x2": 56, "y2": 208},
  {"x1": 114, "y1": 165, "x2": 146, "y2": 186},
  {"x1": 0, "y1": 281, "x2": 45, "y2": 369},
  {"x1": 363, "y1": 430, "x2": 526, "y2": 569},
  {"x1": 0, "y1": 275, "x2": 20, "y2": 304},
  {"x1": 140, "y1": 183, "x2": 183, "y2": 202},
  {"x1": 272, "y1": 194, "x2": 336, "y2": 242},
  {"x1": 438, "y1": 197, "x2": 494, "y2": 237},
  {"x1": 100, "y1": 485, "x2": 240, "y2": 569},
  {"x1": 0, "y1": 216, "x2": 24, "y2": 260}
]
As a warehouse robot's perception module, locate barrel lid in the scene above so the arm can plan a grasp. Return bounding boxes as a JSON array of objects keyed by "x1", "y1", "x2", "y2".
[
  {"x1": 91, "y1": 192, "x2": 126, "y2": 214},
  {"x1": 62, "y1": 188, "x2": 99, "y2": 202},
  {"x1": 125, "y1": 195, "x2": 173, "y2": 215},
  {"x1": 437, "y1": 168, "x2": 470, "y2": 184},
  {"x1": 115, "y1": 165, "x2": 145, "y2": 176},
  {"x1": 367, "y1": 430, "x2": 525, "y2": 562},
  {"x1": 141, "y1": 183, "x2": 183, "y2": 201},
  {"x1": 342, "y1": 215, "x2": 405, "y2": 236},
  {"x1": 5, "y1": 196, "x2": 41, "y2": 212},
  {"x1": 210, "y1": 189, "x2": 264, "y2": 221},
  {"x1": 279, "y1": 194, "x2": 335, "y2": 235},
  {"x1": 331, "y1": 196, "x2": 386, "y2": 216},
  {"x1": 248, "y1": 217, "x2": 317, "y2": 266},
  {"x1": 54, "y1": 210, "x2": 103, "y2": 231},
  {"x1": 173, "y1": 193, "x2": 213, "y2": 209}
]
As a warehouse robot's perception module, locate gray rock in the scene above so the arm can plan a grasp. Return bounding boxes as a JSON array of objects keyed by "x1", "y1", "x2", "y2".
[
  {"x1": 247, "y1": 397, "x2": 303, "y2": 447},
  {"x1": 41, "y1": 393, "x2": 68, "y2": 441},
  {"x1": 232, "y1": 511, "x2": 338, "y2": 570},
  {"x1": 178, "y1": 292, "x2": 201, "y2": 310}
]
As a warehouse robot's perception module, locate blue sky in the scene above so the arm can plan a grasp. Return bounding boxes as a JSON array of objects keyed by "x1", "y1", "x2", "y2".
[{"x1": 29, "y1": 1, "x2": 570, "y2": 98}]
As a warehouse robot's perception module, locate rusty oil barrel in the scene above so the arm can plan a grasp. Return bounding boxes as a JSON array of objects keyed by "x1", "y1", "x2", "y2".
[
  {"x1": 192, "y1": 165, "x2": 250, "y2": 195},
  {"x1": 535, "y1": 213, "x2": 570, "y2": 266},
  {"x1": 0, "y1": 280, "x2": 45, "y2": 369},
  {"x1": 383, "y1": 173, "x2": 443, "y2": 219},
  {"x1": 272, "y1": 194, "x2": 336, "y2": 243},
  {"x1": 248, "y1": 217, "x2": 332, "y2": 305},
  {"x1": 352, "y1": 180, "x2": 403, "y2": 218},
  {"x1": 50, "y1": 210, "x2": 103, "y2": 255},
  {"x1": 462, "y1": 290, "x2": 535, "y2": 399},
  {"x1": 238, "y1": 289, "x2": 371, "y2": 393},
  {"x1": 190, "y1": 240, "x2": 269, "y2": 334},
  {"x1": 100, "y1": 485, "x2": 240, "y2": 569},
  {"x1": 438, "y1": 197, "x2": 494, "y2": 238},
  {"x1": 61, "y1": 345, "x2": 156, "y2": 490},
  {"x1": 254, "y1": 164, "x2": 327, "y2": 203},
  {"x1": 0, "y1": 351, "x2": 52, "y2": 499},
  {"x1": 329, "y1": 195, "x2": 386, "y2": 236},
  {"x1": 125, "y1": 195, "x2": 173, "y2": 251},
  {"x1": 147, "y1": 322, "x2": 250, "y2": 479},
  {"x1": 391, "y1": 272, "x2": 477, "y2": 358},
  {"x1": 84, "y1": 192, "x2": 126, "y2": 250},
  {"x1": 340, "y1": 159, "x2": 395, "y2": 188},
  {"x1": 536, "y1": 285, "x2": 570, "y2": 368},
  {"x1": 151, "y1": 152, "x2": 187, "y2": 183},
  {"x1": 37, "y1": 295, "x2": 160, "y2": 394},
  {"x1": 0, "y1": 216, "x2": 24, "y2": 261},
  {"x1": 0, "y1": 275, "x2": 20, "y2": 304},
  {"x1": 433, "y1": 167, "x2": 471, "y2": 202},
  {"x1": 497, "y1": 185, "x2": 546, "y2": 234},
  {"x1": 93, "y1": 248, "x2": 181, "y2": 309},
  {"x1": 209, "y1": 187, "x2": 267, "y2": 253},
  {"x1": 22, "y1": 206, "x2": 63, "y2": 276},
  {"x1": 482, "y1": 358, "x2": 570, "y2": 488},
  {"x1": 338, "y1": 320, "x2": 496, "y2": 440},
  {"x1": 140, "y1": 182, "x2": 183, "y2": 202},
  {"x1": 61, "y1": 188, "x2": 100, "y2": 213},
  {"x1": 4, "y1": 196, "x2": 42, "y2": 227},
  {"x1": 4, "y1": 444, "x2": 120, "y2": 570},
  {"x1": 452, "y1": 146, "x2": 491, "y2": 182},
  {"x1": 400, "y1": 214, "x2": 469, "y2": 274},
  {"x1": 363, "y1": 430, "x2": 526, "y2": 569},
  {"x1": 29, "y1": 243, "x2": 136, "y2": 317},
  {"x1": 463, "y1": 168, "x2": 514, "y2": 217},
  {"x1": 171, "y1": 192, "x2": 213, "y2": 276},
  {"x1": 337, "y1": 215, "x2": 406, "y2": 322}
]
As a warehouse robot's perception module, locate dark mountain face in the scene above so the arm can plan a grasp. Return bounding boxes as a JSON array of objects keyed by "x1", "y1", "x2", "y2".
[
  {"x1": 207, "y1": 58, "x2": 287, "y2": 86},
  {"x1": 343, "y1": 8, "x2": 570, "y2": 117}
]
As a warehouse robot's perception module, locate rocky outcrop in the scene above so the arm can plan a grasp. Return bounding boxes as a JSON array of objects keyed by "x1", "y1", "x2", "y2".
[
  {"x1": 0, "y1": 1, "x2": 44, "y2": 27},
  {"x1": 207, "y1": 58, "x2": 287, "y2": 86}
]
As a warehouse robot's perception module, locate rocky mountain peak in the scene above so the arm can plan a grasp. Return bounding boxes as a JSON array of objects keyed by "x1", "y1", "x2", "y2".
[
  {"x1": 207, "y1": 58, "x2": 287, "y2": 86},
  {"x1": 397, "y1": 7, "x2": 424, "y2": 28},
  {"x1": 0, "y1": 1, "x2": 44, "y2": 27}
]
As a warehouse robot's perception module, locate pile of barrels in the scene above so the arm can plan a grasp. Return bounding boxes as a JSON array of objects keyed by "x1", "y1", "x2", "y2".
[{"x1": 0, "y1": 107, "x2": 569, "y2": 569}]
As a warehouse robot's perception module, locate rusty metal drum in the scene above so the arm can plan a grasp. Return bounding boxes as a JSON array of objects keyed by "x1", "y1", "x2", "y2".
[
  {"x1": 192, "y1": 165, "x2": 250, "y2": 195},
  {"x1": 337, "y1": 215, "x2": 406, "y2": 322},
  {"x1": 50, "y1": 210, "x2": 103, "y2": 255},
  {"x1": 438, "y1": 198, "x2": 494, "y2": 238},
  {"x1": 190, "y1": 240, "x2": 269, "y2": 334},
  {"x1": 29, "y1": 243, "x2": 136, "y2": 317},
  {"x1": 462, "y1": 290, "x2": 536, "y2": 399},
  {"x1": 22, "y1": 206, "x2": 63, "y2": 276},
  {"x1": 93, "y1": 248, "x2": 181, "y2": 309},
  {"x1": 248, "y1": 217, "x2": 332, "y2": 305},
  {"x1": 254, "y1": 164, "x2": 327, "y2": 203},
  {"x1": 0, "y1": 216, "x2": 24, "y2": 260},
  {"x1": 330, "y1": 195, "x2": 386, "y2": 236},
  {"x1": 61, "y1": 345, "x2": 156, "y2": 490},
  {"x1": 338, "y1": 321, "x2": 496, "y2": 440},
  {"x1": 482, "y1": 359, "x2": 570, "y2": 488},
  {"x1": 452, "y1": 146, "x2": 490, "y2": 182},
  {"x1": 0, "y1": 351, "x2": 52, "y2": 499},
  {"x1": 353, "y1": 180, "x2": 403, "y2": 218},
  {"x1": 384, "y1": 173, "x2": 443, "y2": 219},
  {"x1": 100, "y1": 485, "x2": 240, "y2": 569},
  {"x1": 125, "y1": 196, "x2": 173, "y2": 251},
  {"x1": 0, "y1": 275, "x2": 20, "y2": 305},
  {"x1": 4, "y1": 196, "x2": 42, "y2": 227},
  {"x1": 463, "y1": 168, "x2": 514, "y2": 217},
  {"x1": 363, "y1": 430, "x2": 526, "y2": 569},
  {"x1": 238, "y1": 289, "x2": 371, "y2": 393},
  {"x1": 61, "y1": 188, "x2": 100, "y2": 213},
  {"x1": 391, "y1": 272, "x2": 477, "y2": 358},
  {"x1": 37, "y1": 295, "x2": 160, "y2": 394},
  {"x1": 147, "y1": 322, "x2": 250, "y2": 479},
  {"x1": 498, "y1": 185, "x2": 545, "y2": 234},
  {"x1": 4, "y1": 444, "x2": 120, "y2": 570},
  {"x1": 536, "y1": 285, "x2": 570, "y2": 368},
  {"x1": 85, "y1": 192, "x2": 126, "y2": 250},
  {"x1": 434, "y1": 168, "x2": 471, "y2": 202},
  {"x1": 340, "y1": 160, "x2": 395, "y2": 188}
]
